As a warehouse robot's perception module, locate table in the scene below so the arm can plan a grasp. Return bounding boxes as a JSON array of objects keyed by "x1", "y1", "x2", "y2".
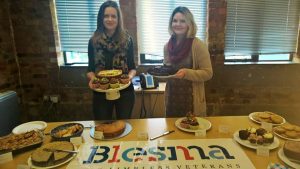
[{"x1": 0, "y1": 116, "x2": 286, "y2": 168}]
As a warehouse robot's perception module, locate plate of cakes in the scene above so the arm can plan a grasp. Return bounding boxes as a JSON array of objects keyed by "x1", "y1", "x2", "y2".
[
  {"x1": 175, "y1": 112, "x2": 212, "y2": 133},
  {"x1": 93, "y1": 74, "x2": 131, "y2": 92},
  {"x1": 28, "y1": 141, "x2": 77, "y2": 168},
  {"x1": 249, "y1": 111, "x2": 286, "y2": 126},
  {"x1": 148, "y1": 65, "x2": 178, "y2": 79},
  {"x1": 233, "y1": 127, "x2": 279, "y2": 150},
  {"x1": 278, "y1": 141, "x2": 300, "y2": 168},
  {"x1": 90, "y1": 120, "x2": 132, "y2": 140},
  {"x1": 273, "y1": 123, "x2": 300, "y2": 141}
]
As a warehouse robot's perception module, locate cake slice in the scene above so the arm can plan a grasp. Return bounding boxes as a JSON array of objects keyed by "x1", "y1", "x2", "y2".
[{"x1": 31, "y1": 147, "x2": 53, "y2": 167}]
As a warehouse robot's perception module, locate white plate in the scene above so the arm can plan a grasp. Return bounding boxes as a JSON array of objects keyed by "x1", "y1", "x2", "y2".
[
  {"x1": 278, "y1": 148, "x2": 300, "y2": 168},
  {"x1": 233, "y1": 131, "x2": 280, "y2": 150},
  {"x1": 273, "y1": 127, "x2": 300, "y2": 141},
  {"x1": 12, "y1": 121, "x2": 47, "y2": 134},
  {"x1": 28, "y1": 145, "x2": 77, "y2": 169},
  {"x1": 249, "y1": 112, "x2": 286, "y2": 126},
  {"x1": 90, "y1": 122, "x2": 132, "y2": 140},
  {"x1": 93, "y1": 81, "x2": 130, "y2": 93},
  {"x1": 175, "y1": 117, "x2": 212, "y2": 133}
]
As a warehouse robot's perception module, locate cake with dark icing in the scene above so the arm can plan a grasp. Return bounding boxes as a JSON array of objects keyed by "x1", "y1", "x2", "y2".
[{"x1": 147, "y1": 65, "x2": 177, "y2": 76}]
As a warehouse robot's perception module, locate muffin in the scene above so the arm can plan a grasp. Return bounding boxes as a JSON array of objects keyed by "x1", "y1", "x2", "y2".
[
  {"x1": 263, "y1": 133, "x2": 274, "y2": 144},
  {"x1": 119, "y1": 74, "x2": 130, "y2": 84},
  {"x1": 109, "y1": 78, "x2": 120, "y2": 89},
  {"x1": 99, "y1": 77, "x2": 109, "y2": 90},
  {"x1": 239, "y1": 130, "x2": 250, "y2": 140},
  {"x1": 92, "y1": 77, "x2": 101, "y2": 88},
  {"x1": 189, "y1": 120, "x2": 199, "y2": 130},
  {"x1": 256, "y1": 128, "x2": 267, "y2": 136}
]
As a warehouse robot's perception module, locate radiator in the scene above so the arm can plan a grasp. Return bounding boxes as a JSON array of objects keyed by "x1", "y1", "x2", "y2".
[{"x1": 0, "y1": 91, "x2": 20, "y2": 136}]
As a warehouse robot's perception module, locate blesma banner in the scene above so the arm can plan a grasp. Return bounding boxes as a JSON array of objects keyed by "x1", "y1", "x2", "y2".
[{"x1": 67, "y1": 139, "x2": 255, "y2": 169}]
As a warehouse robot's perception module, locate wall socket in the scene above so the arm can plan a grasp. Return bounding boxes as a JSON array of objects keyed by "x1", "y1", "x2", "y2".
[{"x1": 50, "y1": 95, "x2": 60, "y2": 103}]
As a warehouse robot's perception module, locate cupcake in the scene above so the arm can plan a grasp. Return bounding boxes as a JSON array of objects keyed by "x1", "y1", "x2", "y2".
[
  {"x1": 109, "y1": 78, "x2": 120, "y2": 89},
  {"x1": 247, "y1": 127, "x2": 257, "y2": 134},
  {"x1": 119, "y1": 74, "x2": 130, "y2": 84},
  {"x1": 239, "y1": 129, "x2": 250, "y2": 140},
  {"x1": 263, "y1": 133, "x2": 274, "y2": 144},
  {"x1": 257, "y1": 136, "x2": 264, "y2": 145},
  {"x1": 256, "y1": 128, "x2": 267, "y2": 136},
  {"x1": 189, "y1": 120, "x2": 199, "y2": 130},
  {"x1": 99, "y1": 77, "x2": 109, "y2": 90},
  {"x1": 248, "y1": 134, "x2": 257, "y2": 144},
  {"x1": 92, "y1": 77, "x2": 101, "y2": 88}
]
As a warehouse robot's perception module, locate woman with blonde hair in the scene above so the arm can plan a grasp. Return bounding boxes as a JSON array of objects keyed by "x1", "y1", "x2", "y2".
[
  {"x1": 87, "y1": 0, "x2": 136, "y2": 120},
  {"x1": 164, "y1": 6, "x2": 213, "y2": 117}
]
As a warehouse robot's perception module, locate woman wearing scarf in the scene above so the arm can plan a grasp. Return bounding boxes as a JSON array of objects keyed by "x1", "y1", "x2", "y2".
[
  {"x1": 164, "y1": 7, "x2": 213, "y2": 117},
  {"x1": 87, "y1": 1, "x2": 136, "y2": 120}
]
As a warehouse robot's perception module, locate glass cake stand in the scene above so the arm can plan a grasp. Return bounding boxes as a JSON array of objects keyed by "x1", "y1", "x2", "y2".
[{"x1": 94, "y1": 82, "x2": 130, "y2": 100}]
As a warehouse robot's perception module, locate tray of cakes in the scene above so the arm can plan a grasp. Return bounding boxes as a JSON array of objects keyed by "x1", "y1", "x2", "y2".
[
  {"x1": 147, "y1": 65, "x2": 178, "y2": 78},
  {"x1": 277, "y1": 141, "x2": 300, "y2": 168},
  {"x1": 273, "y1": 123, "x2": 300, "y2": 141},
  {"x1": 175, "y1": 112, "x2": 212, "y2": 132},
  {"x1": 249, "y1": 111, "x2": 286, "y2": 126},
  {"x1": 28, "y1": 141, "x2": 77, "y2": 168},
  {"x1": 93, "y1": 69, "x2": 131, "y2": 92},
  {"x1": 0, "y1": 130, "x2": 44, "y2": 154},
  {"x1": 90, "y1": 120, "x2": 132, "y2": 140},
  {"x1": 233, "y1": 127, "x2": 279, "y2": 150}
]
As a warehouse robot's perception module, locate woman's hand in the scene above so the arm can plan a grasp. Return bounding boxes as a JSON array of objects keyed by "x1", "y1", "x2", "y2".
[
  {"x1": 87, "y1": 72, "x2": 96, "y2": 89},
  {"x1": 175, "y1": 69, "x2": 186, "y2": 79}
]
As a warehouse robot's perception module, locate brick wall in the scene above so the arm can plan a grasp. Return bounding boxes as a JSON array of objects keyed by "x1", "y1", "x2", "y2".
[{"x1": 0, "y1": 0, "x2": 299, "y2": 124}]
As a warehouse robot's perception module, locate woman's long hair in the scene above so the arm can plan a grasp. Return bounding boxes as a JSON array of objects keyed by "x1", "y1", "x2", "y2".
[
  {"x1": 92, "y1": 1, "x2": 127, "y2": 45},
  {"x1": 168, "y1": 6, "x2": 197, "y2": 38}
]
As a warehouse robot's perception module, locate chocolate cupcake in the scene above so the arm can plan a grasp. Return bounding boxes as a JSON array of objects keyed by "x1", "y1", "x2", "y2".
[
  {"x1": 92, "y1": 77, "x2": 101, "y2": 88},
  {"x1": 109, "y1": 78, "x2": 120, "y2": 89},
  {"x1": 257, "y1": 136, "x2": 264, "y2": 145},
  {"x1": 256, "y1": 128, "x2": 267, "y2": 136},
  {"x1": 119, "y1": 74, "x2": 130, "y2": 84},
  {"x1": 99, "y1": 77, "x2": 109, "y2": 90},
  {"x1": 239, "y1": 130, "x2": 250, "y2": 140},
  {"x1": 263, "y1": 133, "x2": 274, "y2": 144},
  {"x1": 189, "y1": 120, "x2": 199, "y2": 130},
  {"x1": 248, "y1": 134, "x2": 257, "y2": 144}
]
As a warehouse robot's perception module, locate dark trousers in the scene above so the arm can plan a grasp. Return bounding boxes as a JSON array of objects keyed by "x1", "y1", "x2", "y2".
[{"x1": 93, "y1": 89, "x2": 135, "y2": 120}]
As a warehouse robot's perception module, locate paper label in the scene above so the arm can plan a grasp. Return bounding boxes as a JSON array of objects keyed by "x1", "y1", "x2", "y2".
[
  {"x1": 70, "y1": 136, "x2": 83, "y2": 145},
  {"x1": 137, "y1": 132, "x2": 148, "y2": 140},
  {"x1": 261, "y1": 122, "x2": 273, "y2": 131},
  {"x1": 256, "y1": 146, "x2": 269, "y2": 156},
  {"x1": 94, "y1": 131, "x2": 104, "y2": 139},
  {"x1": 0, "y1": 152, "x2": 13, "y2": 164},
  {"x1": 195, "y1": 130, "x2": 206, "y2": 137}
]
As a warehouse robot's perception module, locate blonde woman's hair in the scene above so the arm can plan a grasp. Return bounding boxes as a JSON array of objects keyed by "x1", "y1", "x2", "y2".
[{"x1": 168, "y1": 6, "x2": 197, "y2": 38}]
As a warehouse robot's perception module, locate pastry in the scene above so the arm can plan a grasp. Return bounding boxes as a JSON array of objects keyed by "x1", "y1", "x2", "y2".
[
  {"x1": 119, "y1": 74, "x2": 130, "y2": 84},
  {"x1": 273, "y1": 127, "x2": 286, "y2": 134},
  {"x1": 256, "y1": 128, "x2": 267, "y2": 136},
  {"x1": 282, "y1": 124, "x2": 295, "y2": 131},
  {"x1": 283, "y1": 141, "x2": 300, "y2": 161},
  {"x1": 109, "y1": 78, "x2": 120, "y2": 89},
  {"x1": 263, "y1": 133, "x2": 274, "y2": 144},
  {"x1": 285, "y1": 131, "x2": 298, "y2": 139},
  {"x1": 179, "y1": 112, "x2": 199, "y2": 130},
  {"x1": 239, "y1": 130, "x2": 250, "y2": 140},
  {"x1": 95, "y1": 120, "x2": 126, "y2": 138},
  {"x1": 99, "y1": 77, "x2": 109, "y2": 90},
  {"x1": 270, "y1": 115, "x2": 283, "y2": 124}
]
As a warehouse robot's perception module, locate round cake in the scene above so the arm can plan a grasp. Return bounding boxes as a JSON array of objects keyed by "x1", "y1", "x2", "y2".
[
  {"x1": 147, "y1": 65, "x2": 177, "y2": 76},
  {"x1": 283, "y1": 141, "x2": 300, "y2": 162},
  {"x1": 95, "y1": 120, "x2": 126, "y2": 138}
]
